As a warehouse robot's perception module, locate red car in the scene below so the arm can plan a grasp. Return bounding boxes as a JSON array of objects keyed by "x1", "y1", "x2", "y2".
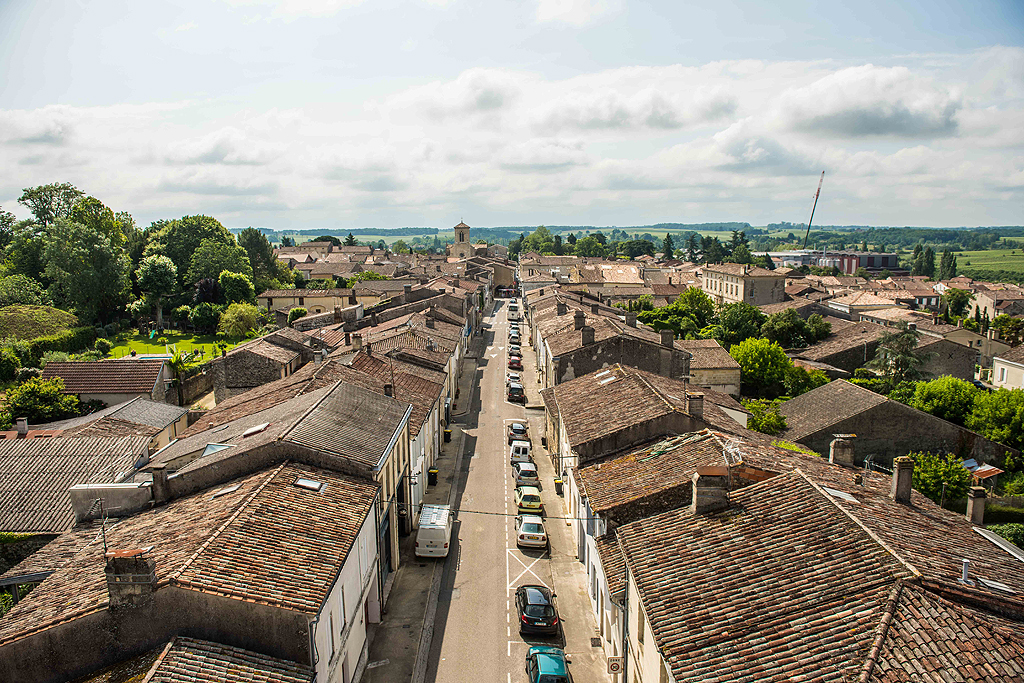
[{"x1": 508, "y1": 356, "x2": 523, "y2": 370}]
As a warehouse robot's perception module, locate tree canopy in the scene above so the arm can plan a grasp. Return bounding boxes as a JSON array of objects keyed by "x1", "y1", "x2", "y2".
[
  {"x1": 729, "y1": 337, "x2": 790, "y2": 395},
  {"x1": 18, "y1": 183, "x2": 84, "y2": 227},
  {"x1": 43, "y1": 219, "x2": 131, "y2": 324},
  {"x1": 145, "y1": 215, "x2": 235, "y2": 287},
  {"x1": 185, "y1": 239, "x2": 253, "y2": 285}
]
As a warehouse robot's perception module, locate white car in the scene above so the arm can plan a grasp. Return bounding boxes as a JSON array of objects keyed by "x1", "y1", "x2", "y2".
[
  {"x1": 515, "y1": 514, "x2": 548, "y2": 550},
  {"x1": 506, "y1": 371, "x2": 522, "y2": 386},
  {"x1": 509, "y1": 344, "x2": 522, "y2": 356},
  {"x1": 512, "y1": 460, "x2": 541, "y2": 488}
]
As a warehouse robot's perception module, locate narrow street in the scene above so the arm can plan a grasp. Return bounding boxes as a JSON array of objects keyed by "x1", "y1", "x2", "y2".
[{"x1": 426, "y1": 301, "x2": 611, "y2": 683}]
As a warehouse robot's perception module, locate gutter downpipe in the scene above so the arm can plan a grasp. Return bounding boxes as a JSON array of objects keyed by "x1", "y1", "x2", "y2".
[{"x1": 621, "y1": 563, "x2": 630, "y2": 683}]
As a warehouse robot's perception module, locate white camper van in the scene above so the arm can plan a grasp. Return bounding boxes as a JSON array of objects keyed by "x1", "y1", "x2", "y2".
[{"x1": 415, "y1": 504, "x2": 453, "y2": 558}]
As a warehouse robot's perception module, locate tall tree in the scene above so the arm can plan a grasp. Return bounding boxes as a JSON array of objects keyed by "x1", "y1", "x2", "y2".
[
  {"x1": 941, "y1": 288, "x2": 974, "y2": 318},
  {"x1": 686, "y1": 234, "x2": 699, "y2": 262},
  {"x1": 662, "y1": 233, "x2": 674, "y2": 258},
  {"x1": 314, "y1": 234, "x2": 342, "y2": 247},
  {"x1": 18, "y1": 183, "x2": 83, "y2": 227},
  {"x1": 866, "y1": 323, "x2": 930, "y2": 385},
  {"x1": 145, "y1": 215, "x2": 235, "y2": 287},
  {"x1": 185, "y1": 239, "x2": 253, "y2": 285},
  {"x1": 0, "y1": 207, "x2": 16, "y2": 251},
  {"x1": 938, "y1": 248, "x2": 957, "y2": 280},
  {"x1": 136, "y1": 255, "x2": 177, "y2": 327},
  {"x1": 343, "y1": 232, "x2": 357, "y2": 246},
  {"x1": 921, "y1": 246, "x2": 936, "y2": 278},
  {"x1": 573, "y1": 236, "x2": 605, "y2": 258},
  {"x1": 43, "y1": 219, "x2": 131, "y2": 324},
  {"x1": 69, "y1": 196, "x2": 127, "y2": 248}
]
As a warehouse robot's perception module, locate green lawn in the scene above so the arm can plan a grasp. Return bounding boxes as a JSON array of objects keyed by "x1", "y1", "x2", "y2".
[{"x1": 107, "y1": 331, "x2": 242, "y2": 359}]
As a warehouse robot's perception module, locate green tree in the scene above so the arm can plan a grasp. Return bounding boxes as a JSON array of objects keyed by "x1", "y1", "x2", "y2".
[
  {"x1": 805, "y1": 314, "x2": 832, "y2": 343},
  {"x1": 854, "y1": 267, "x2": 872, "y2": 280},
  {"x1": 348, "y1": 271, "x2": 389, "y2": 283},
  {"x1": 573, "y1": 236, "x2": 605, "y2": 257},
  {"x1": 167, "y1": 347, "x2": 201, "y2": 407},
  {"x1": 783, "y1": 364, "x2": 830, "y2": 397},
  {"x1": 742, "y1": 398, "x2": 787, "y2": 435},
  {"x1": 992, "y1": 314, "x2": 1024, "y2": 347},
  {"x1": 0, "y1": 348, "x2": 18, "y2": 381},
  {"x1": 619, "y1": 240, "x2": 656, "y2": 259},
  {"x1": 343, "y1": 232, "x2": 357, "y2": 246},
  {"x1": 314, "y1": 234, "x2": 342, "y2": 247},
  {"x1": 715, "y1": 302, "x2": 766, "y2": 348},
  {"x1": 0, "y1": 207, "x2": 16, "y2": 251},
  {"x1": 907, "y1": 451, "x2": 972, "y2": 505},
  {"x1": 966, "y1": 389, "x2": 1024, "y2": 450},
  {"x1": 0, "y1": 274, "x2": 51, "y2": 307},
  {"x1": 702, "y1": 236, "x2": 725, "y2": 264},
  {"x1": 661, "y1": 233, "x2": 674, "y2": 257},
  {"x1": 5, "y1": 377, "x2": 80, "y2": 424},
  {"x1": 136, "y1": 255, "x2": 177, "y2": 327},
  {"x1": 685, "y1": 234, "x2": 699, "y2": 262},
  {"x1": 866, "y1": 323, "x2": 929, "y2": 385},
  {"x1": 43, "y1": 219, "x2": 131, "y2": 324},
  {"x1": 189, "y1": 302, "x2": 221, "y2": 332},
  {"x1": 219, "y1": 270, "x2": 255, "y2": 305},
  {"x1": 909, "y1": 376, "x2": 977, "y2": 425},
  {"x1": 18, "y1": 183, "x2": 83, "y2": 227},
  {"x1": 524, "y1": 226, "x2": 555, "y2": 254},
  {"x1": 69, "y1": 196, "x2": 127, "y2": 248},
  {"x1": 280, "y1": 236, "x2": 295, "y2": 247},
  {"x1": 987, "y1": 523, "x2": 1024, "y2": 548},
  {"x1": 237, "y1": 227, "x2": 279, "y2": 289},
  {"x1": 288, "y1": 307, "x2": 308, "y2": 325},
  {"x1": 5, "y1": 222, "x2": 47, "y2": 282},
  {"x1": 185, "y1": 239, "x2": 253, "y2": 285},
  {"x1": 761, "y1": 308, "x2": 811, "y2": 348},
  {"x1": 392, "y1": 239, "x2": 410, "y2": 254},
  {"x1": 218, "y1": 303, "x2": 262, "y2": 338},
  {"x1": 145, "y1": 215, "x2": 235, "y2": 287},
  {"x1": 941, "y1": 288, "x2": 974, "y2": 318},
  {"x1": 938, "y1": 249, "x2": 957, "y2": 280},
  {"x1": 730, "y1": 337, "x2": 790, "y2": 395},
  {"x1": 728, "y1": 244, "x2": 753, "y2": 265}
]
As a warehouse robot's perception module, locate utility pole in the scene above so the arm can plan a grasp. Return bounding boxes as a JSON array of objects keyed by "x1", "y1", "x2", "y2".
[{"x1": 802, "y1": 171, "x2": 825, "y2": 250}]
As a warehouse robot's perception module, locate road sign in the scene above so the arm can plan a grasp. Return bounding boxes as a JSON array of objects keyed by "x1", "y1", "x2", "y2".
[{"x1": 607, "y1": 657, "x2": 623, "y2": 674}]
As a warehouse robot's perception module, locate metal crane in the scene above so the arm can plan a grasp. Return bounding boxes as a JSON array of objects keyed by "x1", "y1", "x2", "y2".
[{"x1": 801, "y1": 171, "x2": 825, "y2": 250}]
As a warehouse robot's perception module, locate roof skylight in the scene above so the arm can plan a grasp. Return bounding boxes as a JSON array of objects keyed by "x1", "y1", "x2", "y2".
[
  {"x1": 211, "y1": 484, "x2": 241, "y2": 499},
  {"x1": 295, "y1": 477, "x2": 326, "y2": 492}
]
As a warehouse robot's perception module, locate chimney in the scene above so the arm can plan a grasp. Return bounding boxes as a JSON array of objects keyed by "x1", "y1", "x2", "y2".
[
  {"x1": 150, "y1": 464, "x2": 170, "y2": 505},
  {"x1": 691, "y1": 467, "x2": 729, "y2": 514},
  {"x1": 829, "y1": 435, "x2": 855, "y2": 467},
  {"x1": 890, "y1": 456, "x2": 913, "y2": 504},
  {"x1": 625, "y1": 311, "x2": 637, "y2": 327},
  {"x1": 581, "y1": 326, "x2": 595, "y2": 346},
  {"x1": 661, "y1": 329, "x2": 675, "y2": 347},
  {"x1": 557, "y1": 302, "x2": 567, "y2": 316},
  {"x1": 439, "y1": 288, "x2": 446, "y2": 294},
  {"x1": 436, "y1": 265, "x2": 442, "y2": 272},
  {"x1": 352, "y1": 334, "x2": 362, "y2": 352},
  {"x1": 989, "y1": 328, "x2": 1000, "y2": 341},
  {"x1": 686, "y1": 392, "x2": 704, "y2": 420},
  {"x1": 668, "y1": 276, "x2": 673, "y2": 285},
  {"x1": 932, "y1": 311, "x2": 939, "y2": 324},
  {"x1": 453, "y1": 277, "x2": 460, "y2": 288},
  {"x1": 105, "y1": 548, "x2": 156, "y2": 609},
  {"x1": 957, "y1": 318, "x2": 963, "y2": 328},
  {"x1": 403, "y1": 284, "x2": 412, "y2": 298},
  {"x1": 966, "y1": 486, "x2": 986, "y2": 525},
  {"x1": 591, "y1": 303, "x2": 600, "y2": 314},
  {"x1": 426, "y1": 318, "x2": 435, "y2": 329},
  {"x1": 349, "y1": 294, "x2": 357, "y2": 305},
  {"x1": 384, "y1": 383, "x2": 394, "y2": 397},
  {"x1": 15, "y1": 417, "x2": 28, "y2": 436},
  {"x1": 539, "y1": 288, "x2": 545, "y2": 296},
  {"x1": 573, "y1": 310, "x2": 585, "y2": 330}
]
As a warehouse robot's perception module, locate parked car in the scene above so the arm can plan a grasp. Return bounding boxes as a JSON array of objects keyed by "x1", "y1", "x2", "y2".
[
  {"x1": 508, "y1": 356, "x2": 523, "y2": 370},
  {"x1": 508, "y1": 332, "x2": 522, "y2": 345},
  {"x1": 525, "y1": 646, "x2": 572, "y2": 683},
  {"x1": 515, "y1": 585, "x2": 559, "y2": 634},
  {"x1": 509, "y1": 345, "x2": 522, "y2": 357},
  {"x1": 515, "y1": 514, "x2": 548, "y2": 550},
  {"x1": 514, "y1": 485, "x2": 543, "y2": 514},
  {"x1": 512, "y1": 460, "x2": 541, "y2": 488},
  {"x1": 509, "y1": 440, "x2": 532, "y2": 464},
  {"x1": 971, "y1": 379, "x2": 992, "y2": 392},
  {"x1": 507, "y1": 382, "x2": 526, "y2": 403},
  {"x1": 507, "y1": 421, "x2": 530, "y2": 444},
  {"x1": 506, "y1": 371, "x2": 522, "y2": 386}
]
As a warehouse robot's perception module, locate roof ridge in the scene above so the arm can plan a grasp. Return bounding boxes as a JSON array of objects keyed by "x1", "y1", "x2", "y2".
[
  {"x1": 856, "y1": 580, "x2": 905, "y2": 683},
  {"x1": 632, "y1": 370, "x2": 677, "y2": 414},
  {"x1": 141, "y1": 638, "x2": 177, "y2": 683},
  {"x1": 168, "y1": 462, "x2": 287, "y2": 585}
]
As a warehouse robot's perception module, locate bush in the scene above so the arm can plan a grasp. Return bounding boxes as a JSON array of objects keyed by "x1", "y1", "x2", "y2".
[
  {"x1": 987, "y1": 523, "x2": 1024, "y2": 548},
  {"x1": 172, "y1": 305, "x2": 192, "y2": 323},
  {"x1": 104, "y1": 323, "x2": 119, "y2": 338},
  {"x1": 986, "y1": 504, "x2": 1024, "y2": 525},
  {"x1": 1, "y1": 338, "x2": 33, "y2": 367},
  {"x1": 218, "y1": 303, "x2": 262, "y2": 338},
  {"x1": 1002, "y1": 471, "x2": 1024, "y2": 496},
  {"x1": 288, "y1": 307, "x2": 308, "y2": 326},
  {"x1": 189, "y1": 302, "x2": 221, "y2": 332},
  {"x1": 0, "y1": 348, "x2": 18, "y2": 381},
  {"x1": 119, "y1": 318, "x2": 132, "y2": 331},
  {"x1": 907, "y1": 451, "x2": 972, "y2": 504},
  {"x1": 94, "y1": 338, "x2": 113, "y2": 355},
  {"x1": 26, "y1": 326, "x2": 98, "y2": 365},
  {"x1": 742, "y1": 398, "x2": 787, "y2": 435},
  {"x1": 40, "y1": 351, "x2": 71, "y2": 367},
  {"x1": 15, "y1": 367, "x2": 40, "y2": 382},
  {"x1": 94, "y1": 326, "x2": 106, "y2": 339},
  {"x1": 4, "y1": 377, "x2": 80, "y2": 424}
]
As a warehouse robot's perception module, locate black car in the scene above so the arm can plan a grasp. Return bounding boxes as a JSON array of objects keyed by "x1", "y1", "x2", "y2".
[
  {"x1": 971, "y1": 379, "x2": 992, "y2": 392},
  {"x1": 515, "y1": 585, "x2": 559, "y2": 634}
]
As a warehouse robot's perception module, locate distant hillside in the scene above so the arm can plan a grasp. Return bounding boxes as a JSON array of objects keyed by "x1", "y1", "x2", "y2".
[{"x1": 0, "y1": 305, "x2": 79, "y2": 340}]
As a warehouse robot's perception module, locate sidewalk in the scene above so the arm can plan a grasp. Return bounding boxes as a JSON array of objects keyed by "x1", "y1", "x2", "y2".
[{"x1": 362, "y1": 314, "x2": 489, "y2": 683}]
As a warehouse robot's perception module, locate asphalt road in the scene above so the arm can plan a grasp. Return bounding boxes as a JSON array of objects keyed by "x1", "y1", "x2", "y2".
[{"x1": 426, "y1": 301, "x2": 611, "y2": 683}]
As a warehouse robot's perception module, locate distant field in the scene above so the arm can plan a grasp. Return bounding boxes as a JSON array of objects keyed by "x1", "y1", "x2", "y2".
[{"x1": 955, "y1": 248, "x2": 1024, "y2": 284}]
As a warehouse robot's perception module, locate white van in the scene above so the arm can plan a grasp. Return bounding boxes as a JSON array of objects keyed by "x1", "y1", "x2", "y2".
[
  {"x1": 509, "y1": 439, "x2": 532, "y2": 464},
  {"x1": 415, "y1": 504, "x2": 453, "y2": 558},
  {"x1": 508, "y1": 302, "x2": 520, "y2": 321}
]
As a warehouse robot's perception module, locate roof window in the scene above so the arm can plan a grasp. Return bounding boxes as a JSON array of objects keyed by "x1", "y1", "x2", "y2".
[
  {"x1": 242, "y1": 423, "x2": 270, "y2": 438},
  {"x1": 202, "y1": 443, "x2": 235, "y2": 457},
  {"x1": 295, "y1": 477, "x2": 326, "y2": 492},
  {"x1": 822, "y1": 487, "x2": 858, "y2": 504},
  {"x1": 211, "y1": 484, "x2": 241, "y2": 499}
]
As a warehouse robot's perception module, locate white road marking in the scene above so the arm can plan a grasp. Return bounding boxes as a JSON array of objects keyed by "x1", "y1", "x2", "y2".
[{"x1": 507, "y1": 549, "x2": 548, "y2": 589}]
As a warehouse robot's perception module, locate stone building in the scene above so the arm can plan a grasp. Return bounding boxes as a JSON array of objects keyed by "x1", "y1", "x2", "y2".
[{"x1": 702, "y1": 263, "x2": 785, "y2": 306}]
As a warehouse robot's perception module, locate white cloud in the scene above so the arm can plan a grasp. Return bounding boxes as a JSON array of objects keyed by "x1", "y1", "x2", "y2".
[
  {"x1": 221, "y1": 0, "x2": 366, "y2": 20},
  {"x1": 776, "y1": 65, "x2": 961, "y2": 137},
  {"x1": 535, "y1": 0, "x2": 620, "y2": 25},
  {"x1": 532, "y1": 86, "x2": 735, "y2": 132},
  {"x1": 165, "y1": 127, "x2": 283, "y2": 166},
  {"x1": 0, "y1": 106, "x2": 76, "y2": 145},
  {"x1": 174, "y1": 21, "x2": 198, "y2": 31}
]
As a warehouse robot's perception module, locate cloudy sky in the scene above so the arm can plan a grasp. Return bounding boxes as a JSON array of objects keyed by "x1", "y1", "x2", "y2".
[{"x1": 1, "y1": 0, "x2": 1022, "y2": 230}]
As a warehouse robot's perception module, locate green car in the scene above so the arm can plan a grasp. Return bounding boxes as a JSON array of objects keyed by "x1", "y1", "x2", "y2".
[{"x1": 525, "y1": 646, "x2": 573, "y2": 683}]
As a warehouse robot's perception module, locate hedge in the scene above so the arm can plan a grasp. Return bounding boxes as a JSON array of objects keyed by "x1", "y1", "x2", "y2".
[
  {"x1": 984, "y1": 503, "x2": 1024, "y2": 525},
  {"x1": 30, "y1": 327, "x2": 97, "y2": 363}
]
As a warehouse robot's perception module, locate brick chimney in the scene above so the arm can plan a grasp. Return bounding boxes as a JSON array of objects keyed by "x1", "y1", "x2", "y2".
[
  {"x1": 15, "y1": 418, "x2": 28, "y2": 436},
  {"x1": 352, "y1": 334, "x2": 362, "y2": 352},
  {"x1": 591, "y1": 303, "x2": 600, "y2": 314},
  {"x1": 660, "y1": 329, "x2": 675, "y2": 347},
  {"x1": 581, "y1": 326, "x2": 595, "y2": 345},
  {"x1": 557, "y1": 302, "x2": 567, "y2": 316},
  {"x1": 574, "y1": 310, "x2": 585, "y2": 330},
  {"x1": 625, "y1": 312, "x2": 637, "y2": 328},
  {"x1": 403, "y1": 284, "x2": 412, "y2": 298},
  {"x1": 150, "y1": 463, "x2": 170, "y2": 505},
  {"x1": 966, "y1": 486, "x2": 986, "y2": 525},
  {"x1": 685, "y1": 392, "x2": 704, "y2": 420},
  {"x1": 105, "y1": 548, "x2": 156, "y2": 609},
  {"x1": 890, "y1": 456, "x2": 913, "y2": 504},
  {"x1": 426, "y1": 318, "x2": 435, "y2": 329},
  {"x1": 384, "y1": 383, "x2": 394, "y2": 397},
  {"x1": 691, "y1": 467, "x2": 729, "y2": 514},
  {"x1": 829, "y1": 435, "x2": 855, "y2": 467},
  {"x1": 344, "y1": 331, "x2": 351, "y2": 346}
]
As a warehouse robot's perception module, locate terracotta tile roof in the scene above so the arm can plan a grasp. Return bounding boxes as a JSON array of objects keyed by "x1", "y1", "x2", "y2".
[
  {"x1": 0, "y1": 523, "x2": 102, "y2": 581},
  {"x1": 675, "y1": 338, "x2": 739, "y2": 370},
  {"x1": 349, "y1": 352, "x2": 443, "y2": 436},
  {"x1": 757, "y1": 299, "x2": 821, "y2": 316},
  {"x1": 829, "y1": 291, "x2": 902, "y2": 307},
  {"x1": 257, "y1": 288, "x2": 354, "y2": 298},
  {"x1": 61, "y1": 416, "x2": 161, "y2": 440},
  {"x1": 593, "y1": 532, "x2": 625, "y2": 600},
  {"x1": 234, "y1": 339, "x2": 300, "y2": 364},
  {"x1": 42, "y1": 360, "x2": 166, "y2": 395},
  {"x1": 868, "y1": 583, "x2": 1024, "y2": 682},
  {"x1": 144, "y1": 637, "x2": 313, "y2": 683},
  {"x1": 704, "y1": 263, "x2": 782, "y2": 278},
  {"x1": 0, "y1": 462, "x2": 378, "y2": 645},
  {"x1": 284, "y1": 381, "x2": 411, "y2": 469},
  {"x1": 779, "y1": 379, "x2": 888, "y2": 440},
  {"x1": 794, "y1": 320, "x2": 887, "y2": 360},
  {"x1": 998, "y1": 345, "x2": 1024, "y2": 364},
  {"x1": 617, "y1": 471, "x2": 912, "y2": 683},
  {"x1": 0, "y1": 436, "x2": 148, "y2": 533}
]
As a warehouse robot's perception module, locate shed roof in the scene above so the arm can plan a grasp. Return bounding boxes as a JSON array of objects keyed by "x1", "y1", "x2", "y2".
[{"x1": 42, "y1": 360, "x2": 166, "y2": 395}]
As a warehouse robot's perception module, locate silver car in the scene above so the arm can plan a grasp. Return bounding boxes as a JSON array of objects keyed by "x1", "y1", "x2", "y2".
[
  {"x1": 512, "y1": 460, "x2": 541, "y2": 488},
  {"x1": 515, "y1": 514, "x2": 548, "y2": 550}
]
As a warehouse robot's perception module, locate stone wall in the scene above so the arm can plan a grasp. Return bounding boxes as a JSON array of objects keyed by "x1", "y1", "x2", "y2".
[{"x1": 554, "y1": 337, "x2": 690, "y2": 386}]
